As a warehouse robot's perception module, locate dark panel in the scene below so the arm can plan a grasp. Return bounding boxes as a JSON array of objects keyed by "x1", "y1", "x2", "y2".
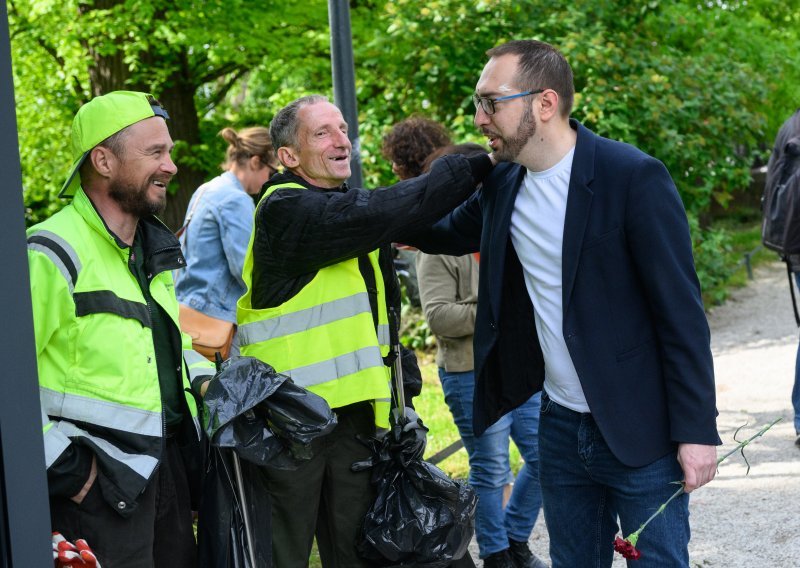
[{"x1": 0, "y1": 3, "x2": 54, "y2": 566}]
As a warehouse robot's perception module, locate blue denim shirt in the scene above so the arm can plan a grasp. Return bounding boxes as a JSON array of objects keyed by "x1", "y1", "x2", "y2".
[{"x1": 174, "y1": 171, "x2": 254, "y2": 323}]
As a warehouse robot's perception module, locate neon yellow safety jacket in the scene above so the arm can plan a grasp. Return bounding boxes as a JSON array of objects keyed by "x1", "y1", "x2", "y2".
[
  {"x1": 28, "y1": 187, "x2": 214, "y2": 514},
  {"x1": 237, "y1": 182, "x2": 392, "y2": 428}
]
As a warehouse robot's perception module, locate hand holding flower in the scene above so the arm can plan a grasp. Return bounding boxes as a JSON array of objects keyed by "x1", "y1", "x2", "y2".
[
  {"x1": 676, "y1": 442, "x2": 717, "y2": 492},
  {"x1": 614, "y1": 418, "x2": 781, "y2": 561}
]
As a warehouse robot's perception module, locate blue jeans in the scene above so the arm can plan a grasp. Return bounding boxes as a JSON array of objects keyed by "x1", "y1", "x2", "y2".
[
  {"x1": 793, "y1": 274, "x2": 800, "y2": 434},
  {"x1": 438, "y1": 369, "x2": 543, "y2": 557},
  {"x1": 538, "y1": 392, "x2": 690, "y2": 567}
]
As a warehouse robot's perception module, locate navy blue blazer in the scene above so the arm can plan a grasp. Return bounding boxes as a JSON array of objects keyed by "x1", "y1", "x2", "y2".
[{"x1": 413, "y1": 120, "x2": 719, "y2": 467}]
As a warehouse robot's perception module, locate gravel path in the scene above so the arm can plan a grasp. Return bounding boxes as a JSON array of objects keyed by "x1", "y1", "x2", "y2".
[{"x1": 470, "y1": 261, "x2": 800, "y2": 567}]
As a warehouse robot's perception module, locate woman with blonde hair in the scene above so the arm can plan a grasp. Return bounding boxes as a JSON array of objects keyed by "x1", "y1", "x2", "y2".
[{"x1": 175, "y1": 126, "x2": 279, "y2": 356}]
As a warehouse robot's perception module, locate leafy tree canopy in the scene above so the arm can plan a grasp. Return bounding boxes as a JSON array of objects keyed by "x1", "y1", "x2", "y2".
[{"x1": 10, "y1": 0, "x2": 800, "y2": 295}]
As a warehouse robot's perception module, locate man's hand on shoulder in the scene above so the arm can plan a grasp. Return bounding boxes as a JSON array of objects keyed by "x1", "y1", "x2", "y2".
[{"x1": 677, "y1": 443, "x2": 717, "y2": 492}]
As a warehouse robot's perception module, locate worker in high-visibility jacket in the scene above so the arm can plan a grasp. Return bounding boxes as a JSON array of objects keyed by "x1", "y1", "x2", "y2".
[
  {"x1": 237, "y1": 94, "x2": 494, "y2": 566},
  {"x1": 28, "y1": 91, "x2": 215, "y2": 568}
]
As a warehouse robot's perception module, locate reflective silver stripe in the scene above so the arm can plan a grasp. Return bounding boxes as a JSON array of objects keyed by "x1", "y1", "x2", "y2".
[
  {"x1": 191, "y1": 416, "x2": 202, "y2": 440},
  {"x1": 27, "y1": 230, "x2": 83, "y2": 293},
  {"x1": 41, "y1": 387, "x2": 162, "y2": 437},
  {"x1": 42, "y1": 408, "x2": 71, "y2": 468},
  {"x1": 184, "y1": 349, "x2": 214, "y2": 382},
  {"x1": 56, "y1": 421, "x2": 158, "y2": 480},
  {"x1": 238, "y1": 292, "x2": 372, "y2": 347},
  {"x1": 377, "y1": 324, "x2": 391, "y2": 346},
  {"x1": 375, "y1": 397, "x2": 391, "y2": 403},
  {"x1": 283, "y1": 346, "x2": 384, "y2": 388}
]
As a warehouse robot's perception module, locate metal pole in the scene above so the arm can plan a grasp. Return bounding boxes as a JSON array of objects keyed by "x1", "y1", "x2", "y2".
[
  {"x1": 0, "y1": 3, "x2": 54, "y2": 565},
  {"x1": 328, "y1": 0, "x2": 364, "y2": 188},
  {"x1": 231, "y1": 452, "x2": 257, "y2": 568},
  {"x1": 388, "y1": 308, "x2": 406, "y2": 440}
]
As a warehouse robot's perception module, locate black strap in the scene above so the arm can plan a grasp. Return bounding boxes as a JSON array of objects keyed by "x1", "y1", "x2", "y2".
[
  {"x1": 356, "y1": 251, "x2": 399, "y2": 368},
  {"x1": 787, "y1": 262, "x2": 800, "y2": 327},
  {"x1": 27, "y1": 234, "x2": 79, "y2": 288},
  {"x1": 357, "y1": 254, "x2": 380, "y2": 331}
]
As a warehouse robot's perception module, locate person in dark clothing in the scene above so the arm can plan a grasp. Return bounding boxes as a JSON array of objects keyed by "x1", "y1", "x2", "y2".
[
  {"x1": 236, "y1": 94, "x2": 493, "y2": 567},
  {"x1": 764, "y1": 108, "x2": 800, "y2": 447},
  {"x1": 411, "y1": 40, "x2": 719, "y2": 568}
]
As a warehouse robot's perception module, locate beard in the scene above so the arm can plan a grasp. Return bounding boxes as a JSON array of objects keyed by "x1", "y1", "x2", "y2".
[
  {"x1": 488, "y1": 104, "x2": 537, "y2": 163},
  {"x1": 109, "y1": 176, "x2": 167, "y2": 218}
]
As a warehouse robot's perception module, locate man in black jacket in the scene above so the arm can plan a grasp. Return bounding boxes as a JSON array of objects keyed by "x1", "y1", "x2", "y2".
[{"x1": 236, "y1": 94, "x2": 493, "y2": 567}]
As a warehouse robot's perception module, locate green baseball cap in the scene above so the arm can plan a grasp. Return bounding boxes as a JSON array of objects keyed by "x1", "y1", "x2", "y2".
[{"x1": 60, "y1": 90, "x2": 170, "y2": 198}]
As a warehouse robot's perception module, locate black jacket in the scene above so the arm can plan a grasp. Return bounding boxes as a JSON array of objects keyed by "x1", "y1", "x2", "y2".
[
  {"x1": 412, "y1": 121, "x2": 719, "y2": 467},
  {"x1": 248, "y1": 153, "x2": 493, "y2": 403}
]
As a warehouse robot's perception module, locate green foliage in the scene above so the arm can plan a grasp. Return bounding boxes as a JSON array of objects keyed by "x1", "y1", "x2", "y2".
[
  {"x1": 9, "y1": 0, "x2": 328, "y2": 224},
  {"x1": 701, "y1": 214, "x2": 775, "y2": 306},
  {"x1": 9, "y1": 0, "x2": 800, "y2": 285},
  {"x1": 688, "y1": 215, "x2": 734, "y2": 305},
  {"x1": 399, "y1": 304, "x2": 435, "y2": 351}
]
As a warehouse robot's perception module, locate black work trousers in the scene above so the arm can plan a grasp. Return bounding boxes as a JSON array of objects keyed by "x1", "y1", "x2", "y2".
[
  {"x1": 50, "y1": 436, "x2": 197, "y2": 568},
  {"x1": 262, "y1": 401, "x2": 377, "y2": 567}
]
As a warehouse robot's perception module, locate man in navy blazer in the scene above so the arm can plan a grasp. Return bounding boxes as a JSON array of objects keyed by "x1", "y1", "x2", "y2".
[{"x1": 413, "y1": 40, "x2": 720, "y2": 567}]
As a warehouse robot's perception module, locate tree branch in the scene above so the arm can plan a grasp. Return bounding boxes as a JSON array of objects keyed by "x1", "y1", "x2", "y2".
[
  {"x1": 195, "y1": 61, "x2": 245, "y2": 86},
  {"x1": 203, "y1": 67, "x2": 248, "y2": 112},
  {"x1": 8, "y1": 0, "x2": 85, "y2": 102}
]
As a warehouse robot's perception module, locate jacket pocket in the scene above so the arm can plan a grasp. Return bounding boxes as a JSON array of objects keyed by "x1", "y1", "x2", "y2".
[{"x1": 616, "y1": 338, "x2": 655, "y2": 363}]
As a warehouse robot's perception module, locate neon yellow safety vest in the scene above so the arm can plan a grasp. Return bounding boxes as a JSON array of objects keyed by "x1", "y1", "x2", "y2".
[
  {"x1": 237, "y1": 182, "x2": 392, "y2": 428},
  {"x1": 28, "y1": 187, "x2": 214, "y2": 513}
]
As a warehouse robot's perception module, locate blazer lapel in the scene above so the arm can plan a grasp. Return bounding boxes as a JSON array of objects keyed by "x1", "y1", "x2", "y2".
[
  {"x1": 562, "y1": 121, "x2": 596, "y2": 312},
  {"x1": 490, "y1": 164, "x2": 526, "y2": 319}
]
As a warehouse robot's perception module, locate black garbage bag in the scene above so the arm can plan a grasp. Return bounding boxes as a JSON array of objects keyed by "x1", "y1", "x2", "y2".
[
  {"x1": 198, "y1": 356, "x2": 339, "y2": 567},
  {"x1": 202, "y1": 356, "x2": 338, "y2": 467},
  {"x1": 198, "y1": 448, "x2": 272, "y2": 568},
  {"x1": 259, "y1": 376, "x2": 340, "y2": 461},
  {"x1": 353, "y1": 419, "x2": 477, "y2": 567}
]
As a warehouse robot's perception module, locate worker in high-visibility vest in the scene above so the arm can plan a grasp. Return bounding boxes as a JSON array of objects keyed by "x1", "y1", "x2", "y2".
[
  {"x1": 28, "y1": 91, "x2": 215, "y2": 568},
  {"x1": 237, "y1": 94, "x2": 494, "y2": 566}
]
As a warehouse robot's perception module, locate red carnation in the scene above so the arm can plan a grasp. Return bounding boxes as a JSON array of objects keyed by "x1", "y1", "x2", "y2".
[
  {"x1": 614, "y1": 536, "x2": 642, "y2": 560},
  {"x1": 612, "y1": 419, "x2": 779, "y2": 562}
]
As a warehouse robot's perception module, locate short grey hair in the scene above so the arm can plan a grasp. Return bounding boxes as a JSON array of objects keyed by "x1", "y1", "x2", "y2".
[{"x1": 270, "y1": 94, "x2": 329, "y2": 150}]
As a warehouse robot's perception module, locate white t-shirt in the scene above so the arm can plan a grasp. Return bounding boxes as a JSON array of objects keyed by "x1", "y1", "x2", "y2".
[{"x1": 509, "y1": 147, "x2": 590, "y2": 413}]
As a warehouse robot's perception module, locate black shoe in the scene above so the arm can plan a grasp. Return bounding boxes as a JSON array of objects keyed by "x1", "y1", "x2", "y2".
[
  {"x1": 795, "y1": 433, "x2": 800, "y2": 448},
  {"x1": 508, "y1": 538, "x2": 548, "y2": 568},
  {"x1": 483, "y1": 549, "x2": 515, "y2": 568}
]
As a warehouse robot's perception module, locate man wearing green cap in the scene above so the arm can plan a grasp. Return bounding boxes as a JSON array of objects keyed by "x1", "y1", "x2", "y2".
[{"x1": 27, "y1": 91, "x2": 215, "y2": 567}]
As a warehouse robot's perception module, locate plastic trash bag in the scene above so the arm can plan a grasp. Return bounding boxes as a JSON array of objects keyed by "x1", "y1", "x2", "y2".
[
  {"x1": 260, "y1": 376, "x2": 339, "y2": 461},
  {"x1": 198, "y1": 356, "x2": 339, "y2": 567},
  {"x1": 353, "y1": 418, "x2": 477, "y2": 567},
  {"x1": 197, "y1": 448, "x2": 272, "y2": 568},
  {"x1": 202, "y1": 356, "x2": 337, "y2": 467}
]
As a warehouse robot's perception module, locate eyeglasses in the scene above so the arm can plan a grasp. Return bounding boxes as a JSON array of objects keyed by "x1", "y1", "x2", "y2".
[{"x1": 472, "y1": 89, "x2": 544, "y2": 116}]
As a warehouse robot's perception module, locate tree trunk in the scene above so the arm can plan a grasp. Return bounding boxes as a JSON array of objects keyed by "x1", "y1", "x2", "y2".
[
  {"x1": 78, "y1": 1, "x2": 203, "y2": 230},
  {"x1": 158, "y1": 78, "x2": 205, "y2": 231},
  {"x1": 79, "y1": 0, "x2": 130, "y2": 96}
]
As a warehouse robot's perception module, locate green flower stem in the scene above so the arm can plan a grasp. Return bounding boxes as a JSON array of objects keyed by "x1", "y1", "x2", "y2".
[
  {"x1": 624, "y1": 418, "x2": 782, "y2": 547},
  {"x1": 715, "y1": 417, "x2": 782, "y2": 466},
  {"x1": 626, "y1": 484, "x2": 685, "y2": 547}
]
